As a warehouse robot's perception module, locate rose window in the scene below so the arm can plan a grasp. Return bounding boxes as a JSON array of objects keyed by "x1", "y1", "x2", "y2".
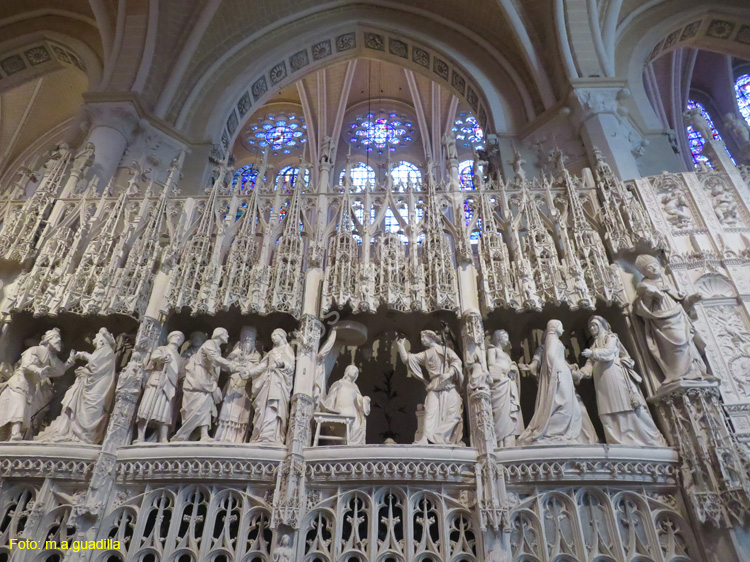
[
  {"x1": 245, "y1": 113, "x2": 307, "y2": 154},
  {"x1": 347, "y1": 112, "x2": 415, "y2": 152}
]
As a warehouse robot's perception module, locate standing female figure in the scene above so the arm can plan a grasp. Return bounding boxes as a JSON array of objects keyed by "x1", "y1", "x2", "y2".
[{"x1": 580, "y1": 316, "x2": 666, "y2": 447}]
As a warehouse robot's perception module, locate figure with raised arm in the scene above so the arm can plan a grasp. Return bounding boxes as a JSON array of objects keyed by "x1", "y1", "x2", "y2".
[
  {"x1": 0, "y1": 329, "x2": 73, "y2": 441},
  {"x1": 579, "y1": 316, "x2": 666, "y2": 446},
  {"x1": 395, "y1": 330, "x2": 464, "y2": 445},
  {"x1": 517, "y1": 320, "x2": 596, "y2": 445},
  {"x1": 243, "y1": 328, "x2": 295, "y2": 444},
  {"x1": 37, "y1": 328, "x2": 117, "y2": 444},
  {"x1": 172, "y1": 328, "x2": 233, "y2": 442},
  {"x1": 215, "y1": 327, "x2": 260, "y2": 443}
]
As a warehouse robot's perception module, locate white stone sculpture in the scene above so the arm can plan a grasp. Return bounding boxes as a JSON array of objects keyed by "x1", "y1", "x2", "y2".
[
  {"x1": 172, "y1": 327, "x2": 233, "y2": 442},
  {"x1": 37, "y1": 328, "x2": 117, "y2": 444},
  {"x1": 710, "y1": 181, "x2": 739, "y2": 225},
  {"x1": 135, "y1": 331, "x2": 185, "y2": 443},
  {"x1": 273, "y1": 535, "x2": 293, "y2": 562},
  {"x1": 578, "y1": 316, "x2": 667, "y2": 446},
  {"x1": 443, "y1": 129, "x2": 458, "y2": 162},
  {"x1": 725, "y1": 113, "x2": 750, "y2": 144},
  {"x1": 318, "y1": 364, "x2": 370, "y2": 445},
  {"x1": 395, "y1": 330, "x2": 464, "y2": 445},
  {"x1": 684, "y1": 107, "x2": 714, "y2": 141},
  {"x1": 215, "y1": 326, "x2": 260, "y2": 443},
  {"x1": 487, "y1": 330, "x2": 524, "y2": 447},
  {"x1": 634, "y1": 254, "x2": 708, "y2": 385},
  {"x1": 71, "y1": 142, "x2": 95, "y2": 176},
  {"x1": 182, "y1": 331, "x2": 208, "y2": 361},
  {"x1": 0, "y1": 329, "x2": 73, "y2": 441},
  {"x1": 242, "y1": 328, "x2": 295, "y2": 445},
  {"x1": 518, "y1": 320, "x2": 597, "y2": 445}
]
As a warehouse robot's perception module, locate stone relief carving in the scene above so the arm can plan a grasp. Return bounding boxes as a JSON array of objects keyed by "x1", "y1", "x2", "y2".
[
  {"x1": 395, "y1": 330, "x2": 464, "y2": 445},
  {"x1": 633, "y1": 254, "x2": 709, "y2": 386},
  {"x1": 36, "y1": 328, "x2": 117, "y2": 444},
  {"x1": 518, "y1": 320, "x2": 597, "y2": 446},
  {"x1": 317, "y1": 364, "x2": 370, "y2": 445},
  {"x1": 578, "y1": 316, "x2": 667, "y2": 446}
]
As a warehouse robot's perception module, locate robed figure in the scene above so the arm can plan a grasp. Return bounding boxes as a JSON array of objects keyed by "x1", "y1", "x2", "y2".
[
  {"x1": 395, "y1": 330, "x2": 464, "y2": 445},
  {"x1": 243, "y1": 328, "x2": 295, "y2": 444},
  {"x1": 37, "y1": 328, "x2": 117, "y2": 444},
  {"x1": 634, "y1": 254, "x2": 707, "y2": 383},
  {"x1": 518, "y1": 320, "x2": 596, "y2": 446},
  {"x1": 487, "y1": 330, "x2": 524, "y2": 447},
  {"x1": 135, "y1": 331, "x2": 185, "y2": 443},
  {"x1": 319, "y1": 365, "x2": 370, "y2": 444},
  {"x1": 215, "y1": 327, "x2": 261, "y2": 443},
  {"x1": 580, "y1": 316, "x2": 667, "y2": 447},
  {"x1": 0, "y1": 329, "x2": 72, "y2": 441},
  {"x1": 172, "y1": 328, "x2": 233, "y2": 442}
]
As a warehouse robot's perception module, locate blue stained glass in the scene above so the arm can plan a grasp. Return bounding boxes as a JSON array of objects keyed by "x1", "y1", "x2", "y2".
[
  {"x1": 736, "y1": 74, "x2": 750, "y2": 126},
  {"x1": 686, "y1": 100, "x2": 734, "y2": 169},
  {"x1": 231, "y1": 164, "x2": 259, "y2": 193},
  {"x1": 390, "y1": 161, "x2": 421, "y2": 188},
  {"x1": 276, "y1": 120, "x2": 287, "y2": 126},
  {"x1": 459, "y1": 160, "x2": 475, "y2": 190},
  {"x1": 276, "y1": 165, "x2": 310, "y2": 187}
]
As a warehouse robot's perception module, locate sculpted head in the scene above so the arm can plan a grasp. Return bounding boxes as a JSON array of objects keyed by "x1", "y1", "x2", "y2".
[
  {"x1": 344, "y1": 364, "x2": 359, "y2": 382},
  {"x1": 420, "y1": 330, "x2": 441, "y2": 348},
  {"x1": 635, "y1": 254, "x2": 662, "y2": 280},
  {"x1": 94, "y1": 328, "x2": 116, "y2": 349},
  {"x1": 212, "y1": 327, "x2": 229, "y2": 345},
  {"x1": 588, "y1": 316, "x2": 611, "y2": 338},
  {"x1": 167, "y1": 331, "x2": 185, "y2": 347},
  {"x1": 491, "y1": 329, "x2": 509, "y2": 348},
  {"x1": 189, "y1": 331, "x2": 207, "y2": 348},
  {"x1": 546, "y1": 320, "x2": 563, "y2": 336},
  {"x1": 41, "y1": 328, "x2": 62, "y2": 352},
  {"x1": 240, "y1": 326, "x2": 257, "y2": 346},
  {"x1": 272, "y1": 329, "x2": 287, "y2": 347}
]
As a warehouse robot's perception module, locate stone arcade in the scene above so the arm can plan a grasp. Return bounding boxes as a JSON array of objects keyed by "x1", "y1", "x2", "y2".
[{"x1": 1, "y1": 3, "x2": 750, "y2": 562}]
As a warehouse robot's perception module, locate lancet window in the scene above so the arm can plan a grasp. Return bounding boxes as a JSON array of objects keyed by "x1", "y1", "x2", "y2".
[
  {"x1": 453, "y1": 113, "x2": 484, "y2": 150},
  {"x1": 276, "y1": 166, "x2": 310, "y2": 188},
  {"x1": 735, "y1": 74, "x2": 750, "y2": 126},
  {"x1": 686, "y1": 100, "x2": 734, "y2": 168},
  {"x1": 340, "y1": 163, "x2": 376, "y2": 190},
  {"x1": 232, "y1": 164, "x2": 259, "y2": 193},
  {"x1": 390, "y1": 161, "x2": 421, "y2": 189}
]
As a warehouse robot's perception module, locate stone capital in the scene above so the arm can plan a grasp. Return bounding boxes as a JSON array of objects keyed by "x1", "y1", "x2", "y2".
[{"x1": 82, "y1": 100, "x2": 142, "y2": 143}]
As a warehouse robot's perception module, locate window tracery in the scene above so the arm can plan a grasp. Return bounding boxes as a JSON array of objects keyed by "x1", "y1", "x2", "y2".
[
  {"x1": 276, "y1": 166, "x2": 310, "y2": 188},
  {"x1": 390, "y1": 161, "x2": 421, "y2": 189},
  {"x1": 232, "y1": 164, "x2": 259, "y2": 193},
  {"x1": 245, "y1": 113, "x2": 308, "y2": 154},
  {"x1": 347, "y1": 113, "x2": 415, "y2": 152},
  {"x1": 685, "y1": 100, "x2": 734, "y2": 168},
  {"x1": 452, "y1": 114, "x2": 484, "y2": 150},
  {"x1": 735, "y1": 74, "x2": 750, "y2": 126},
  {"x1": 340, "y1": 163, "x2": 376, "y2": 191}
]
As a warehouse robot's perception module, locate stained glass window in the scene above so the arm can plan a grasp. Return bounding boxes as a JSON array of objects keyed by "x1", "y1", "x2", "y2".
[
  {"x1": 231, "y1": 164, "x2": 259, "y2": 193},
  {"x1": 340, "y1": 162, "x2": 376, "y2": 190},
  {"x1": 347, "y1": 112, "x2": 415, "y2": 152},
  {"x1": 276, "y1": 166, "x2": 310, "y2": 188},
  {"x1": 685, "y1": 100, "x2": 734, "y2": 169},
  {"x1": 458, "y1": 160, "x2": 475, "y2": 190},
  {"x1": 735, "y1": 74, "x2": 750, "y2": 126},
  {"x1": 244, "y1": 113, "x2": 307, "y2": 155},
  {"x1": 453, "y1": 113, "x2": 484, "y2": 150},
  {"x1": 390, "y1": 161, "x2": 421, "y2": 188}
]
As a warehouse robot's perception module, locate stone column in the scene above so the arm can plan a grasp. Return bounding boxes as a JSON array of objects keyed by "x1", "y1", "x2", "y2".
[
  {"x1": 81, "y1": 100, "x2": 141, "y2": 188},
  {"x1": 454, "y1": 231, "x2": 512, "y2": 558},
  {"x1": 651, "y1": 381, "x2": 750, "y2": 562},
  {"x1": 272, "y1": 314, "x2": 323, "y2": 531},
  {"x1": 65, "y1": 316, "x2": 164, "y2": 561}
]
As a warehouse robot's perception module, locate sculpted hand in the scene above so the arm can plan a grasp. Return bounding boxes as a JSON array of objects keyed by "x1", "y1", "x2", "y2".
[
  {"x1": 163, "y1": 354, "x2": 172, "y2": 364},
  {"x1": 581, "y1": 349, "x2": 593, "y2": 358}
]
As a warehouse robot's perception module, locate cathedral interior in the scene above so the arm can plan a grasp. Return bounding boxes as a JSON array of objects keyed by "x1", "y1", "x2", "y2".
[{"x1": 1, "y1": 1, "x2": 750, "y2": 561}]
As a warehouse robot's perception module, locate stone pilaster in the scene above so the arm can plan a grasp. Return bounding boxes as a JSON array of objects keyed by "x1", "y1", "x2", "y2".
[
  {"x1": 652, "y1": 381, "x2": 750, "y2": 528},
  {"x1": 272, "y1": 314, "x2": 323, "y2": 531},
  {"x1": 64, "y1": 316, "x2": 163, "y2": 561}
]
